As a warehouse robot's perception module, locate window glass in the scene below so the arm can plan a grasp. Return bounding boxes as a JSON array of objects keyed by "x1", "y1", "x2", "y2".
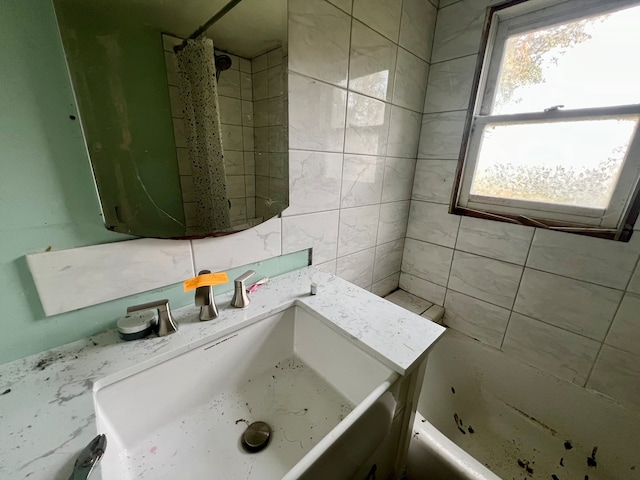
[
  {"x1": 470, "y1": 117, "x2": 638, "y2": 208},
  {"x1": 493, "y1": 4, "x2": 640, "y2": 114}
]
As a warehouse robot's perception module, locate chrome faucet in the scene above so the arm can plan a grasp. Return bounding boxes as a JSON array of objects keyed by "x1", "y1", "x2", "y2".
[
  {"x1": 127, "y1": 299, "x2": 178, "y2": 336},
  {"x1": 231, "y1": 270, "x2": 255, "y2": 308},
  {"x1": 195, "y1": 270, "x2": 219, "y2": 321}
]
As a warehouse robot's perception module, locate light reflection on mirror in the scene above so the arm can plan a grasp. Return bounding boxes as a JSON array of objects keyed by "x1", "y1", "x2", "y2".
[{"x1": 53, "y1": 0, "x2": 288, "y2": 238}]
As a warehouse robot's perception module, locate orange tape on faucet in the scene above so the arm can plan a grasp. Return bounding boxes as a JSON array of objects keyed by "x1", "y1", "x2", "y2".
[{"x1": 183, "y1": 272, "x2": 229, "y2": 292}]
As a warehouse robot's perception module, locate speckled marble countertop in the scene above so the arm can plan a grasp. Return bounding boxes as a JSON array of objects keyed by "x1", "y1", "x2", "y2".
[{"x1": 0, "y1": 267, "x2": 445, "y2": 480}]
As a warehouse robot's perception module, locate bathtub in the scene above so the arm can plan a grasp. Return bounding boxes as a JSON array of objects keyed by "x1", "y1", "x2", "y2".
[{"x1": 407, "y1": 329, "x2": 640, "y2": 480}]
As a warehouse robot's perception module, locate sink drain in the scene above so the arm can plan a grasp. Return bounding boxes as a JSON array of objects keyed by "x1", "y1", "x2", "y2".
[{"x1": 241, "y1": 421, "x2": 272, "y2": 453}]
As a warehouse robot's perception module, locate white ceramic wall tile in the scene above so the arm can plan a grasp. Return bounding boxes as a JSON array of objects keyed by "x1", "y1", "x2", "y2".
[
  {"x1": 241, "y1": 100, "x2": 253, "y2": 127},
  {"x1": 372, "y1": 272, "x2": 401, "y2": 297},
  {"x1": 605, "y1": 293, "x2": 640, "y2": 355},
  {"x1": 220, "y1": 124, "x2": 243, "y2": 150},
  {"x1": 192, "y1": 217, "x2": 281, "y2": 272},
  {"x1": 179, "y1": 176, "x2": 195, "y2": 202},
  {"x1": 282, "y1": 210, "x2": 340, "y2": 264},
  {"x1": 402, "y1": 238, "x2": 453, "y2": 287},
  {"x1": 313, "y1": 258, "x2": 338, "y2": 275},
  {"x1": 503, "y1": 313, "x2": 601, "y2": 385},
  {"x1": 411, "y1": 159, "x2": 457, "y2": 204},
  {"x1": 218, "y1": 96, "x2": 242, "y2": 125},
  {"x1": 352, "y1": 0, "x2": 403, "y2": 42},
  {"x1": 267, "y1": 67, "x2": 284, "y2": 98},
  {"x1": 253, "y1": 70, "x2": 269, "y2": 101},
  {"x1": 226, "y1": 175, "x2": 246, "y2": 199},
  {"x1": 252, "y1": 53, "x2": 268, "y2": 73},
  {"x1": 377, "y1": 200, "x2": 410, "y2": 244},
  {"x1": 626, "y1": 261, "x2": 640, "y2": 294},
  {"x1": 344, "y1": 92, "x2": 391, "y2": 156},
  {"x1": 253, "y1": 100, "x2": 268, "y2": 127},
  {"x1": 349, "y1": 21, "x2": 397, "y2": 102},
  {"x1": 373, "y1": 239, "x2": 405, "y2": 282},
  {"x1": 177, "y1": 148, "x2": 191, "y2": 175},
  {"x1": 26, "y1": 239, "x2": 194, "y2": 316},
  {"x1": 407, "y1": 201, "x2": 460, "y2": 248},
  {"x1": 386, "y1": 106, "x2": 422, "y2": 159},
  {"x1": 267, "y1": 48, "x2": 283, "y2": 68},
  {"x1": 289, "y1": 73, "x2": 347, "y2": 152},
  {"x1": 399, "y1": 0, "x2": 438, "y2": 62},
  {"x1": 217, "y1": 68, "x2": 241, "y2": 98},
  {"x1": 239, "y1": 57, "x2": 251, "y2": 73},
  {"x1": 336, "y1": 247, "x2": 376, "y2": 288},
  {"x1": 399, "y1": 272, "x2": 446, "y2": 306},
  {"x1": 424, "y1": 55, "x2": 477, "y2": 113},
  {"x1": 587, "y1": 346, "x2": 640, "y2": 412},
  {"x1": 340, "y1": 154, "x2": 385, "y2": 208},
  {"x1": 444, "y1": 289, "x2": 510, "y2": 348},
  {"x1": 431, "y1": 0, "x2": 490, "y2": 63},
  {"x1": 338, "y1": 204, "x2": 381, "y2": 256},
  {"x1": 448, "y1": 251, "x2": 522, "y2": 309},
  {"x1": 385, "y1": 289, "x2": 432, "y2": 314},
  {"x1": 168, "y1": 86, "x2": 183, "y2": 118},
  {"x1": 289, "y1": 0, "x2": 351, "y2": 87},
  {"x1": 172, "y1": 118, "x2": 187, "y2": 148},
  {"x1": 284, "y1": 150, "x2": 343, "y2": 216},
  {"x1": 240, "y1": 73, "x2": 253, "y2": 100},
  {"x1": 392, "y1": 48, "x2": 429, "y2": 113},
  {"x1": 514, "y1": 269, "x2": 623, "y2": 341},
  {"x1": 327, "y1": 0, "x2": 352, "y2": 13},
  {"x1": 381, "y1": 157, "x2": 416, "y2": 203},
  {"x1": 455, "y1": 216, "x2": 534, "y2": 265},
  {"x1": 417, "y1": 111, "x2": 466, "y2": 159},
  {"x1": 527, "y1": 229, "x2": 640, "y2": 289}
]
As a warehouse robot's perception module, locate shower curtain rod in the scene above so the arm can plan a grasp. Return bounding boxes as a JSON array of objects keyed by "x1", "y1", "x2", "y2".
[{"x1": 176, "y1": 0, "x2": 244, "y2": 51}]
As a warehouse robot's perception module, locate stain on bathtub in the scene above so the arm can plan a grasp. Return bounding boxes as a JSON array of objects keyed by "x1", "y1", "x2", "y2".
[
  {"x1": 451, "y1": 387, "x2": 456, "y2": 394},
  {"x1": 467, "y1": 425, "x2": 475, "y2": 434},
  {"x1": 564, "y1": 440, "x2": 573, "y2": 450},
  {"x1": 586, "y1": 446, "x2": 597, "y2": 467},
  {"x1": 551, "y1": 474, "x2": 560, "y2": 480},
  {"x1": 559, "y1": 457, "x2": 564, "y2": 467}
]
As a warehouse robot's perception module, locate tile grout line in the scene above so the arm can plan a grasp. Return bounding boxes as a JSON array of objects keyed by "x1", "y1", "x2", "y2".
[
  {"x1": 334, "y1": 6, "x2": 355, "y2": 272},
  {"x1": 583, "y1": 252, "x2": 640, "y2": 386},
  {"x1": 372, "y1": 0, "x2": 407, "y2": 287},
  {"x1": 499, "y1": 228, "x2": 536, "y2": 349},
  {"x1": 289, "y1": 70, "x2": 427, "y2": 116},
  {"x1": 403, "y1": 232, "x2": 632, "y2": 292}
]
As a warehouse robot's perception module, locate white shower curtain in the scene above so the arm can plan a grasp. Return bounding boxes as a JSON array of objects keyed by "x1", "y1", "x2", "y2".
[{"x1": 176, "y1": 37, "x2": 231, "y2": 232}]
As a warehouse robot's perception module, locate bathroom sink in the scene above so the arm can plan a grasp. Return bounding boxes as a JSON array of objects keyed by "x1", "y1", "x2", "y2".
[{"x1": 93, "y1": 305, "x2": 398, "y2": 480}]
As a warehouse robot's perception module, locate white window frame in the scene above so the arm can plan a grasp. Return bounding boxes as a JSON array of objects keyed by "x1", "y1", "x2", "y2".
[{"x1": 453, "y1": 0, "x2": 640, "y2": 240}]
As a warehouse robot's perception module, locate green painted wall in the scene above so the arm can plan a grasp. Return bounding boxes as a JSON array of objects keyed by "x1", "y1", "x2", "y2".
[{"x1": 0, "y1": 1, "x2": 306, "y2": 365}]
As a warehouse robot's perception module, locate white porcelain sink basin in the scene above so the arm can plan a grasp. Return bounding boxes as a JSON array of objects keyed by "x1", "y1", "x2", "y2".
[{"x1": 93, "y1": 305, "x2": 399, "y2": 480}]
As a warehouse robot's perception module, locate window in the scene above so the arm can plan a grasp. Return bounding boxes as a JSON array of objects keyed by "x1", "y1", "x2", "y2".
[{"x1": 452, "y1": 0, "x2": 640, "y2": 241}]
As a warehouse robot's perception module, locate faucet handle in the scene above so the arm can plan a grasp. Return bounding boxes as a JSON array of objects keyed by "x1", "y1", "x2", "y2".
[
  {"x1": 231, "y1": 270, "x2": 255, "y2": 308},
  {"x1": 195, "y1": 270, "x2": 219, "y2": 321},
  {"x1": 127, "y1": 299, "x2": 178, "y2": 336}
]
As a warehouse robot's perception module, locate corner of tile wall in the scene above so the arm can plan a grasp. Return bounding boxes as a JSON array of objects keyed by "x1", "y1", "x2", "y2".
[
  {"x1": 401, "y1": 0, "x2": 640, "y2": 412},
  {"x1": 287, "y1": 0, "x2": 437, "y2": 294}
]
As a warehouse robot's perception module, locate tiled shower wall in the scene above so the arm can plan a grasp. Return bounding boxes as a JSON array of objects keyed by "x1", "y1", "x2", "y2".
[
  {"x1": 404, "y1": 0, "x2": 640, "y2": 412},
  {"x1": 285, "y1": 0, "x2": 437, "y2": 295},
  {"x1": 252, "y1": 48, "x2": 289, "y2": 221}
]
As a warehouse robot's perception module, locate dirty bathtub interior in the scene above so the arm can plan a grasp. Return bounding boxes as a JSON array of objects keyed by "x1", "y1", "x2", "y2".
[{"x1": 407, "y1": 330, "x2": 640, "y2": 480}]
